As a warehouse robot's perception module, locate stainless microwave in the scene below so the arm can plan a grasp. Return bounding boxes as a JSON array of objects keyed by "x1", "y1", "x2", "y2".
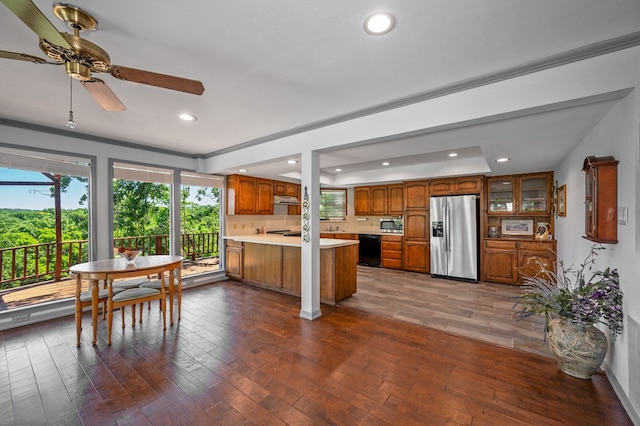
[{"x1": 379, "y1": 218, "x2": 403, "y2": 233}]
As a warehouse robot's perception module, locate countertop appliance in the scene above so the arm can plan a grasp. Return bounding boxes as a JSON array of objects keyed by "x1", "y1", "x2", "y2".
[
  {"x1": 358, "y1": 234, "x2": 381, "y2": 267},
  {"x1": 430, "y1": 195, "x2": 479, "y2": 282}
]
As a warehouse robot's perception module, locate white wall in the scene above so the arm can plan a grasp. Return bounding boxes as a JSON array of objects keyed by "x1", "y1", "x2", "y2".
[{"x1": 554, "y1": 87, "x2": 639, "y2": 418}]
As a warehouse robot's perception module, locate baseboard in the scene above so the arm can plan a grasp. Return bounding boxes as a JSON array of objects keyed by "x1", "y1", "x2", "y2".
[{"x1": 605, "y1": 365, "x2": 640, "y2": 426}]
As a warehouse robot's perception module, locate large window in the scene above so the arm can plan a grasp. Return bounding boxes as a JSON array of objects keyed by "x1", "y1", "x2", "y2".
[
  {"x1": 0, "y1": 149, "x2": 90, "y2": 310},
  {"x1": 319, "y1": 188, "x2": 347, "y2": 220}
]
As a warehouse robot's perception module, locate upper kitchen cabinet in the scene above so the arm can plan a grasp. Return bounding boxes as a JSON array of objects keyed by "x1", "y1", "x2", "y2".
[
  {"x1": 274, "y1": 180, "x2": 299, "y2": 197},
  {"x1": 487, "y1": 172, "x2": 553, "y2": 216},
  {"x1": 583, "y1": 156, "x2": 618, "y2": 244},
  {"x1": 354, "y1": 183, "x2": 404, "y2": 216},
  {"x1": 387, "y1": 184, "x2": 404, "y2": 215},
  {"x1": 404, "y1": 180, "x2": 429, "y2": 210},
  {"x1": 354, "y1": 187, "x2": 371, "y2": 215},
  {"x1": 226, "y1": 174, "x2": 274, "y2": 215},
  {"x1": 430, "y1": 176, "x2": 483, "y2": 196}
]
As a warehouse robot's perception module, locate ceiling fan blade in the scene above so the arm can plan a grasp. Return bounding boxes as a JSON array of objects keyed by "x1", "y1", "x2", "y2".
[
  {"x1": 0, "y1": 0, "x2": 71, "y2": 49},
  {"x1": 0, "y1": 49, "x2": 47, "y2": 63},
  {"x1": 110, "y1": 65, "x2": 205, "y2": 95},
  {"x1": 81, "y1": 78, "x2": 126, "y2": 112}
]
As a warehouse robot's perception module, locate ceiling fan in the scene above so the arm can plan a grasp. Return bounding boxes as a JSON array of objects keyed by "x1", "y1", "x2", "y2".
[{"x1": 0, "y1": 0, "x2": 205, "y2": 111}]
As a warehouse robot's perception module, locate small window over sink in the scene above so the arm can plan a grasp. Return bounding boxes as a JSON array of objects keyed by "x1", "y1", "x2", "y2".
[{"x1": 320, "y1": 188, "x2": 347, "y2": 220}]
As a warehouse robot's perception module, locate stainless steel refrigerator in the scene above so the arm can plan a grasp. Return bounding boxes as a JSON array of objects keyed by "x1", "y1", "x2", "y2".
[{"x1": 430, "y1": 195, "x2": 479, "y2": 282}]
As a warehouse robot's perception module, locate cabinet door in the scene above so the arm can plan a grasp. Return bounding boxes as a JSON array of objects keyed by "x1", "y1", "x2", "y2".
[
  {"x1": 455, "y1": 176, "x2": 482, "y2": 194},
  {"x1": 273, "y1": 181, "x2": 286, "y2": 196},
  {"x1": 225, "y1": 244, "x2": 243, "y2": 280},
  {"x1": 354, "y1": 187, "x2": 371, "y2": 215},
  {"x1": 404, "y1": 210, "x2": 429, "y2": 241},
  {"x1": 487, "y1": 177, "x2": 515, "y2": 214},
  {"x1": 288, "y1": 184, "x2": 301, "y2": 215},
  {"x1": 520, "y1": 174, "x2": 551, "y2": 214},
  {"x1": 404, "y1": 180, "x2": 429, "y2": 210},
  {"x1": 387, "y1": 184, "x2": 404, "y2": 215},
  {"x1": 518, "y1": 242, "x2": 556, "y2": 284},
  {"x1": 370, "y1": 186, "x2": 388, "y2": 215},
  {"x1": 403, "y1": 241, "x2": 429, "y2": 273},
  {"x1": 256, "y1": 178, "x2": 274, "y2": 215},
  {"x1": 236, "y1": 175, "x2": 258, "y2": 215},
  {"x1": 285, "y1": 183, "x2": 298, "y2": 197},
  {"x1": 430, "y1": 179, "x2": 454, "y2": 196},
  {"x1": 483, "y1": 242, "x2": 517, "y2": 284}
]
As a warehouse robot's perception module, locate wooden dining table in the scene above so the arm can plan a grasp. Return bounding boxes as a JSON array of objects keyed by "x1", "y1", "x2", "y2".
[{"x1": 70, "y1": 255, "x2": 183, "y2": 346}]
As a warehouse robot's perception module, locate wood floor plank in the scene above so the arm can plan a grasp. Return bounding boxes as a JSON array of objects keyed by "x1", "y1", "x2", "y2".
[{"x1": 0, "y1": 275, "x2": 632, "y2": 425}]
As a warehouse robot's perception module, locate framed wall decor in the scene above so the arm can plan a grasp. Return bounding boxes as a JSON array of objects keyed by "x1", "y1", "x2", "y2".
[
  {"x1": 557, "y1": 184, "x2": 566, "y2": 217},
  {"x1": 501, "y1": 219, "x2": 534, "y2": 236}
]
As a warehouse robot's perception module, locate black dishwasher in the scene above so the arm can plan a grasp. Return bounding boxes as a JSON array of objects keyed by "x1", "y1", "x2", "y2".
[{"x1": 358, "y1": 234, "x2": 381, "y2": 267}]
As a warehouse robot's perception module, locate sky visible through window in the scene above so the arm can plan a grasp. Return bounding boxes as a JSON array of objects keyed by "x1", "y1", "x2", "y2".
[{"x1": 0, "y1": 168, "x2": 87, "y2": 210}]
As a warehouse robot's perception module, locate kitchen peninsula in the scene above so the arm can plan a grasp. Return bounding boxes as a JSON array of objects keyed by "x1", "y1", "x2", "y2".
[{"x1": 223, "y1": 234, "x2": 359, "y2": 304}]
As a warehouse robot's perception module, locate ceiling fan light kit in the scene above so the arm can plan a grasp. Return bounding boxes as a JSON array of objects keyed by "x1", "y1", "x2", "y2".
[{"x1": 0, "y1": 0, "x2": 205, "y2": 115}]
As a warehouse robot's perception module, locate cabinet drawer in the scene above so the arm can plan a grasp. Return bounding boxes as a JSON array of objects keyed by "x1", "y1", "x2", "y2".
[
  {"x1": 381, "y1": 249, "x2": 403, "y2": 260},
  {"x1": 226, "y1": 239, "x2": 243, "y2": 248},
  {"x1": 381, "y1": 241, "x2": 403, "y2": 251},
  {"x1": 381, "y1": 235, "x2": 403, "y2": 242},
  {"x1": 485, "y1": 240, "x2": 517, "y2": 250},
  {"x1": 381, "y1": 258, "x2": 403, "y2": 269},
  {"x1": 518, "y1": 241, "x2": 555, "y2": 251}
]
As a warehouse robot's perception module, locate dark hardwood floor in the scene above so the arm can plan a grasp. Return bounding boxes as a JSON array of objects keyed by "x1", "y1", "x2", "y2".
[{"x1": 0, "y1": 276, "x2": 631, "y2": 425}]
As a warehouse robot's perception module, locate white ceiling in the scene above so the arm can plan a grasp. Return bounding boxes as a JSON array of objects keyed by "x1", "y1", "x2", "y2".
[{"x1": 1, "y1": 1, "x2": 639, "y2": 183}]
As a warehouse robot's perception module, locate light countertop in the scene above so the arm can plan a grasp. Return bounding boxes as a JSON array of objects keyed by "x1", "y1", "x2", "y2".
[{"x1": 223, "y1": 234, "x2": 359, "y2": 248}]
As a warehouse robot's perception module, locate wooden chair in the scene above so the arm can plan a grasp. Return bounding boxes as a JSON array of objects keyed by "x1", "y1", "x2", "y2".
[
  {"x1": 140, "y1": 266, "x2": 182, "y2": 324},
  {"x1": 106, "y1": 273, "x2": 167, "y2": 345},
  {"x1": 73, "y1": 272, "x2": 125, "y2": 347}
]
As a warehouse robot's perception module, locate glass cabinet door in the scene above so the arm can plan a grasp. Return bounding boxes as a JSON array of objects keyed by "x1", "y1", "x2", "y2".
[
  {"x1": 520, "y1": 176, "x2": 548, "y2": 213},
  {"x1": 488, "y1": 178, "x2": 514, "y2": 213}
]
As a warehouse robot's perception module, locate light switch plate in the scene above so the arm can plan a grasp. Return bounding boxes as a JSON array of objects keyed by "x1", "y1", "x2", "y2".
[{"x1": 618, "y1": 206, "x2": 628, "y2": 225}]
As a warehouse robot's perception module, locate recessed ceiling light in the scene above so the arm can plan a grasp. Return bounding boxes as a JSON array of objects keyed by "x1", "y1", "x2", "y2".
[
  {"x1": 238, "y1": 168, "x2": 248, "y2": 172},
  {"x1": 449, "y1": 152, "x2": 458, "y2": 157},
  {"x1": 286, "y1": 159, "x2": 298, "y2": 164},
  {"x1": 335, "y1": 168, "x2": 342, "y2": 172},
  {"x1": 363, "y1": 12, "x2": 395, "y2": 35},
  {"x1": 382, "y1": 162, "x2": 390, "y2": 166},
  {"x1": 179, "y1": 113, "x2": 197, "y2": 121},
  {"x1": 496, "y1": 158, "x2": 510, "y2": 163}
]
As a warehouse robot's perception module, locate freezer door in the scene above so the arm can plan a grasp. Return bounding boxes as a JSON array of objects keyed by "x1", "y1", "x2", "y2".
[
  {"x1": 429, "y1": 196, "x2": 447, "y2": 276},
  {"x1": 447, "y1": 195, "x2": 478, "y2": 280}
]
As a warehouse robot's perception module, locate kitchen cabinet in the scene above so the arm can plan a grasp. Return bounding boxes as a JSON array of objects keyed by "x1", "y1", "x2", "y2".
[
  {"x1": 225, "y1": 240, "x2": 243, "y2": 280},
  {"x1": 387, "y1": 184, "x2": 404, "y2": 215},
  {"x1": 483, "y1": 240, "x2": 518, "y2": 284},
  {"x1": 355, "y1": 184, "x2": 403, "y2": 216},
  {"x1": 226, "y1": 174, "x2": 277, "y2": 215},
  {"x1": 403, "y1": 241, "x2": 429, "y2": 273},
  {"x1": 227, "y1": 174, "x2": 258, "y2": 215},
  {"x1": 381, "y1": 235, "x2": 403, "y2": 269},
  {"x1": 370, "y1": 186, "x2": 388, "y2": 215},
  {"x1": 430, "y1": 176, "x2": 482, "y2": 196},
  {"x1": 483, "y1": 239, "x2": 556, "y2": 284},
  {"x1": 404, "y1": 180, "x2": 429, "y2": 210},
  {"x1": 354, "y1": 187, "x2": 371, "y2": 215},
  {"x1": 582, "y1": 156, "x2": 618, "y2": 244},
  {"x1": 487, "y1": 172, "x2": 553, "y2": 216},
  {"x1": 403, "y1": 209, "x2": 429, "y2": 273},
  {"x1": 320, "y1": 233, "x2": 359, "y2": 240},
  {"x1": 256, "y1": 178, "x2": 274, "y2": 215}
]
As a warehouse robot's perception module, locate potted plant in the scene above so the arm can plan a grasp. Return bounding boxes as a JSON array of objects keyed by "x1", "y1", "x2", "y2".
[{"x1": 514, "y1": 244, "x2": 623, "y2": 379}]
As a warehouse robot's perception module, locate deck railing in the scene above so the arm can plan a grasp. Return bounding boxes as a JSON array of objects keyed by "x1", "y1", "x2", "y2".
[{"x1": 1, "y1": 232, "x2": 219, "y2": 289}]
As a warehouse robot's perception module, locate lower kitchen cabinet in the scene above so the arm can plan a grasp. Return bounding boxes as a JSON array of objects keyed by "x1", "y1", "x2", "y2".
[
  {"x1": 403, "y1": 241, "x2": 429, "y2": 273},
  {"x1": 225, "y1": 240, "x2": 243, "y2": 280},
  {"x1": 484, "y1": 240, "x2": 518, "y2": 284},
  {"x1": 381, "y1": 235, "x2": 403, "y2": 269},
  {"x1": 483, "y1": 239, "x2": 556, "y2": 284}
]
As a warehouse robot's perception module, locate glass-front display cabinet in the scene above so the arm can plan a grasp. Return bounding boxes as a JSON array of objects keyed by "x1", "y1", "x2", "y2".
[
  {"x1": 488, "y1": 178, "x2": 514, "y2": 214},
  {"x1": 520, "y1": 176, "x2": 549, "y2": 213}
]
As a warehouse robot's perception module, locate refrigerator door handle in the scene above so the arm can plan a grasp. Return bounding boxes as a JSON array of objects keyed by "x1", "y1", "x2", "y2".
[{"x1": 444, "y1": 201, "x2": 450, "y2": 253}]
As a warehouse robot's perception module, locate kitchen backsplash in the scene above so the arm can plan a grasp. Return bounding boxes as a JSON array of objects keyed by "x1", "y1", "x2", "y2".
[{"x1": 225, "y1": 214, "x2": 398, "y2": 235}]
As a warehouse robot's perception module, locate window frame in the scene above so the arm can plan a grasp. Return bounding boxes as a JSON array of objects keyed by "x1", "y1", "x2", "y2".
[{"x1": 319, "y1": 188, "x2": 347, "y2": 221}]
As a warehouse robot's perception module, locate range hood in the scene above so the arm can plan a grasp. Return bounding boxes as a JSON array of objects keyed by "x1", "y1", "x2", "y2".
[{"x1": 274, "y1": 195, "x2": 300, "y2": 205}]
